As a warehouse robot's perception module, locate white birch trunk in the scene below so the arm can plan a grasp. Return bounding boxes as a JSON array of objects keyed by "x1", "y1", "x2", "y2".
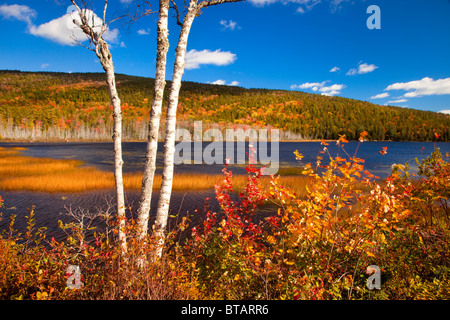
[
  {"x1": 99, "y1": 40, "x2": 127, "y2": 253},
  {"x1": 70, "y1": 0, "x2": 127, "y2": 253},
  {"x1": 153, "y1": 0, "x2": 198, "y2": 258},
  {"x1": 136, "y1": 0, "x2": 170, "y2": 241}
]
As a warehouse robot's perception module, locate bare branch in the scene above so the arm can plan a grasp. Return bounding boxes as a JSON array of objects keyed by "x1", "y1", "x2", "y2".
[
  {"x1": 170, "y1": 0, "x2": 183, "y2": 27},
  {"x1": 197, "y1": 0, "x2": 244, "y2": 10},
  {"x1": 71, "y1": 34, "x2": 95, "y2": 52},
  {"x1": 119, "y1": 1, "x2": 156, "y2": 28},
  {"x1": 102, "y1": 0, "x2": 108, "y2": 27}
]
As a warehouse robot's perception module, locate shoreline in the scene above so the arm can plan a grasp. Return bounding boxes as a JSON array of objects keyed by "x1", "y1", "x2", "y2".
[
  {"x1": 0, "y1": 146, "x2": 311, "y2": 196},
  {"x1": 1, "y1": 138, "x2": 446, "y2": 143}
]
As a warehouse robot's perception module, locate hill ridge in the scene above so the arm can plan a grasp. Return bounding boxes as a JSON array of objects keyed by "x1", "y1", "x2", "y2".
[{"x1": 0, "y1": 70, "x2": 448, "y2": 141}]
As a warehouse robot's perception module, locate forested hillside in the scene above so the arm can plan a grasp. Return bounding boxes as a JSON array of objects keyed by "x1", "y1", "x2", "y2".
[{"x1": 0, "y1": 70, "x2": 448, "y2": 141}]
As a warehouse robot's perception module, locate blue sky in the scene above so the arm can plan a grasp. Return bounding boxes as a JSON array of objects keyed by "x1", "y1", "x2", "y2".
[{"x1": 1, "y1": 0, "x2": 449, "y2": 113}]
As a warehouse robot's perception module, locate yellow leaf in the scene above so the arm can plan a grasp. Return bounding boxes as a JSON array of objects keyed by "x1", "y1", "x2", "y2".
[
  {"x1": 380, "y1": 233, "x2": 386, "y2": 244},
  {"x1": 267, "y1": 235, "x2": 276, "y2": 245},
  {"x1": 366, "y1": 250, "x2": 375, "y2": 257},
  {"x1": 284, "y1": 259, "x2": 295, "y2": 265}
]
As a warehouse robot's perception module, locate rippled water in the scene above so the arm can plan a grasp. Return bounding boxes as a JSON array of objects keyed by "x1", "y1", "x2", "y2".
[
  {"x1": 0, "y1": 189, "x2": 221, "y2": 243},
  {"x1": 1, "y1": 141, "x2": 449, "y2": 241}
]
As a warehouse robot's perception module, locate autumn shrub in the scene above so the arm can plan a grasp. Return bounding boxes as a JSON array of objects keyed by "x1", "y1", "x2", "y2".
[
  {"x1": 182, "y1": 133, "x2": 450, "y2": 299},
  {"x1": 0, "y1": 199, "x2": 200, "y2": 300}
]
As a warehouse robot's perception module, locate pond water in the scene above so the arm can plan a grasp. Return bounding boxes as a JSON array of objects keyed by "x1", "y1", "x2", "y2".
[
  {"x1": 0, "y1": 140, "x2": 449, "y2": 241},
  {"x1": 2, "y1": 140, "x2": 449, "y2": 176}
]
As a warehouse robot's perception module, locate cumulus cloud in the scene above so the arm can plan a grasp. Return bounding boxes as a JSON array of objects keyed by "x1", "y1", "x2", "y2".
[
  {"x1": 290, "y1": 81, "x2": 327, "y2": 91},
  {"x1": 185, "y1": 49, "x2": 237, "y2": 70},
  {"x1": 1, "y1": 4, "x2": 120, "y2": 46},
  {"x1": 330, "y1": 0, "x2": 351, "y2": 13},
  {"x1": 346, "y1": 62, "x2": 378, "y2": 76},
  {"x1": 0, "y1": 4, "x2": 36, "y2": 27},
  {"x1": 358, "y1": 63, "x2": 378, "y2": 74},
  {"x1": 291, "y1": 80, "x2": 345, "y2": 96},
  {"x1": 29, "y1": 9, "x2": 120, "y2": 46},
  {"x1": 211, "y1": 80, "x2": 226, "y2": 85},
  {"x1": 137, "y1": 28, "x2": 150, "y2": 35},
  {"x1": 248, "y1": 0, "x2": 354, "y2": 14},
  {"x1": 319, "y1": 83, "x2": 345, "y2": 96},
  {"x1": 370, "y1": 92, "x2": 389, "y2": 99},
  {"x1": 439, "y1": 110, "x2": 450, "y2": 115},
  {"x1": 385, "y1": 77, "x2": 450, "y2": 98},
  {"x1": 220, "y1": 20, "x2": 238, "y2": 31},
  {"x1": 329, "y1": 66, "x2": 340, "y2": 73},
  {"x1": 247, "y1": 0, "x2": 278, "y2": 6},
  {"x1": 387, "y1": 99, "x2": 408, "y2": 104},
  {"x1": 210, "y1": 79, "x2": 240, "y2": 86}
]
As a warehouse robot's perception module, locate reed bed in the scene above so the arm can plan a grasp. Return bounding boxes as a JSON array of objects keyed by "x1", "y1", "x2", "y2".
[{"x1": 0, "y1": 147, "x2": 312, "y2": 195}]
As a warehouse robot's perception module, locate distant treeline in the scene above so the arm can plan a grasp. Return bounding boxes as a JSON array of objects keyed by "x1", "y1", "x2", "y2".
[{"x1": 0, "y1": 70, "x2": 449, "y2": 141}]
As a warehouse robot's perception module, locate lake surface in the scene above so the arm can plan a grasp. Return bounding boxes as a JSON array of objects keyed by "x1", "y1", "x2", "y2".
[
  {"x1": 2, "y1": 140, "x2": 449, "y2": 176},
  {"x1": 1, "y1": 141, "x2": 449, "y2": 241}
]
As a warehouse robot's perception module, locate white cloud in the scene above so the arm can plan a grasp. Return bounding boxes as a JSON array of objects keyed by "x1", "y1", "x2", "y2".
[
  {"x1": 137, "y1": 28, "x2": 150, "y2": 35},
  {"x1": 120, "y1": 41, "x2": 126, "y2": 48},
  {"x1": 439, "y1": 110, "x2": 450, "y2": 114},
  {"x1": 120, "y1": 0, "x2": 135, "y2": 4},
  {"x1": 330, "y1": 0, "x2": 351, "y2": 13},
  {"x1": 247, "y1": 0, "x2": 278, "y2": 6},
  {"x1": 346, "y1": 62, "x2": 378, "y2": 76},
  {"x1": 370, "y1": 92, "x2": 389, "y2": 99},
  {"x1": 249, "y1": 0, "x2": 354, "y2": 13},
  {"x1": 291, "y1": 80, "x2": 345, "y2": 96},
  {"x1": 40, "y1": 63, "x2": 49, "y2": 69},
  {"x1": 319, "y1": 83, "x2": 346, "y2": 96},
  {"x1": 358, "y1": 63, "x2": 378, "y2": 74},
  {"x1": 27, "y1": 9, "x2": 119, "y2": 46},
  {"x1": 321, "y1": 91, "x2": 340, "y2": 96},
  {"x1": 220, "y1": 20, "x2": 238, "y2": 31},
  {"x1": 329, "y1": 66, "x2": 340, "y2": 73},
  {"x1": 185, "y1": 49, "x2": 237, "y2": 70},
  {"x1": 298, "y1": 0, "x2": 321, "y2": 13},
  {"x1": 0, "y1": 4, "x2": 36, "y2": 27},
  {"x1": 290, "y1": 81, "x2": 327, "y2": 90},
  {"x1": 385, "y1": 77, "x2": 450, "y2": 98},
  {"x1": 319, "y1": 83, "x2": 345, "y2": 92},
  {"x1": 346, "y1": 68, "x2": 357, "y2": 76},
  {"x1": 211, "y1": 79, "x2": 226, "y2": 85},
  {"x1": 387, "y1": 99, "x2": 408, "y2": 104},
  {"x1": 210, "y1": 80, "x2": 240, "y2": 86}
]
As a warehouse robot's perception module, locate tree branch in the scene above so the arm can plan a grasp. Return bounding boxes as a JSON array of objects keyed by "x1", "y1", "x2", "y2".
[
  {"x1": 119, "y1": 1, "x2": 156, "y2": 29},
  {"x1": 102, "y1": 0, "x2": 108, "y2": 27},
  {"x1": 170, "y1": 0, "x2": 183, "y2": 27},
  {"x1": 197, "y1": 0, "x2": 244, "y2": 10}
]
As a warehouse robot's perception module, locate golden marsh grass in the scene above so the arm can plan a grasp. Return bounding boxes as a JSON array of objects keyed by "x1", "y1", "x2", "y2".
[{"x1": 0, "y1": 147, "x2": 312, "y2": 195}]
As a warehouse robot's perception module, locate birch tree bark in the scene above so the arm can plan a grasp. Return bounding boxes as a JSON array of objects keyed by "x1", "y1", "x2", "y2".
[
  {"x1": 152, "y1": 0, "x2": 197, "y2": 258},
  {"x1": 136, "y1": 0, "x2": 170, "y2": 241},
  {"x1": 70, "y1": 0, "x2": 127, "y2": 252},
  {"x1": 152, "y1": 0, "x2": 244, "y2": 258}
]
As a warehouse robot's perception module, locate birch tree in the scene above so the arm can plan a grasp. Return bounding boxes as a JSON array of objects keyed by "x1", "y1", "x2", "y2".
[
  {"x1": 136, "y1": 0, "x2": 170, "y2": 242},
  {"x1": 70, "y1": 0, "x2": 128, "y2": 252},
  {"x1": 150, "y1": 0, "x2": 244, "y2": 258}
]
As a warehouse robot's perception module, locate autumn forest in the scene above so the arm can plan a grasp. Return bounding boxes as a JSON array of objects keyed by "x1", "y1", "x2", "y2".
[{"x1": 1, "y1": 70, "x2": 449, "y2": 142}]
